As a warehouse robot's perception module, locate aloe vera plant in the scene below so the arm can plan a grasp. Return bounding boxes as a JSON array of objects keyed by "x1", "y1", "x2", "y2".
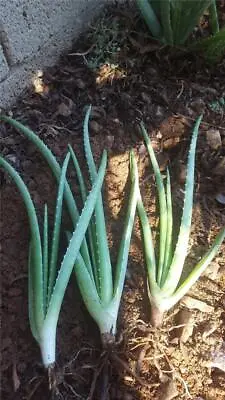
[
  {"x1": 136, "y1": 0, "x2": 215, "y2": 45},
  {"x1": 68, "y1": 107, "x2": 139, "y2": 346},
  {"x1": 137, "y1": 116, "x2": 225, "y2": 326},
  {"x1": 0, "y1": 148, "x2": 106, "y2": 369},
  {"x1": 0, "y1": 109, "x2": 139, "y2": 346}
]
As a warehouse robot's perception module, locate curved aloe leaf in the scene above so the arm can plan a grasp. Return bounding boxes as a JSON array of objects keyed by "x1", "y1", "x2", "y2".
[
  {"x1": 83, "y1": 106, "x2": 113, "y2": 304},
  {"x1": 0, "y1": 115, "x2": 92, "y2": 272},
  {"x1": 136, "y1": 0, "x2": 162, "y2": 38},
  {"x1": 0, "y1": 156, "x2": 44, "y2": 331},
  {"x1": 141, "y1": 122, "x2": 167, "y2": 286},
  {"x1": 162, "y1": 116, "x2": 202, "y2": 294}
]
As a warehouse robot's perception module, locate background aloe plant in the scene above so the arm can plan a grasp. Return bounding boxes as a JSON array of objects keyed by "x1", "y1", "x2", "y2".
[
  {"x1": 136, "y1": 0, "x2": 225, "y2": 62},
  {"x1": 136, "y1": 116, "x2": 225, "y2": 326}
]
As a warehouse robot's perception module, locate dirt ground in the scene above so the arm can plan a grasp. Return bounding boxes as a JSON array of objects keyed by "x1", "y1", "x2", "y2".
[{"x1": 1, "y1": 3, "x2": 225, "y2": 400}]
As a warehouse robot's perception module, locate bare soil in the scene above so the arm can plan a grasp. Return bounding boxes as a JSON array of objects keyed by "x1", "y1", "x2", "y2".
[{"x1": 1, "y1": 3, "x2": 225, "y2": 400}]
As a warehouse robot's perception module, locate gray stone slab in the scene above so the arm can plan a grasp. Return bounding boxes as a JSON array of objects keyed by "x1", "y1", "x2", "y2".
[
  {"x1": 0, "y1": 0, "x2": 114, "y2": 109},
  {"x1": 0, "y1": 0, "x2": 107, "y2": 65}
]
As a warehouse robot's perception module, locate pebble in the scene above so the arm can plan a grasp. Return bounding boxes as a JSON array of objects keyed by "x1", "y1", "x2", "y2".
[
  {"x1": 74, "y1": 78, "x2": 86, "y2": 89},
  {"x1": 138, "y1": 143, "x2": 147, "y2": 156},
  {"x1": 155, "y1": 105, "x2": 165, "y2": 118},
  {"x1": 206, "y1": 129, "x2": 222, "y2": 150},
  {"x1": 57, "y1": 101, "x2": 73, "y2": 117},
  {"x1": 89, "y1": 120, "x2": 101, "y2": 134},
  {"x1": 105, "y1": 135, "x2": 114, "y2": 149},
  {"x1": 5, "y1": 154, "x2": 17, "y2": 165},
  {"x1": 190, "y1": 98, "x2": 206, "y2": 113},
  {"x1": 215, "y1": 192, "x2": 225, "y2": 205}
]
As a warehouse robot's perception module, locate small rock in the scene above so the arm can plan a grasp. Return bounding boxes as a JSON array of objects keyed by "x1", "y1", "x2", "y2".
[
  {"x1": 155, "y1": 105, "x2": 165, "y2": 118},
  {"x1": 105, "y1": 135, "x2": 114, "y2": 149},
  {"x1": 215, "y1": 192, "x2": 225, "y2": 205},
  {"x1": 89, "y1": 120, "x2": 101, "y2": 134},
  {"x1": 206, "y1": 129, "x2": 222, "y2": 150},
  {"x1": 74, "y1": 78, "x2": 86, "y2": 89},
  {"x1": 138, "y1": 143, "x2": 147, "y2": 156},
  {"x1": 57, "y1": 98, "x2": 74, "y2": 117},
  {"x1": 190, "y1": 98, "x2": 206, "y2": 113},
  {"x1": 213, "y1": 157, "x2": 225, "y2": 176},
  {"x1": 5, "y1": 154, "x2": 17, "y2": 165}
]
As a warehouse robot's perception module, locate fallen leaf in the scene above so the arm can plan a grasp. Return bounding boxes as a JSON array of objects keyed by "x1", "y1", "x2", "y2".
[{"x1": 181, "y1": 296, "x2": 214, "y2": 313}]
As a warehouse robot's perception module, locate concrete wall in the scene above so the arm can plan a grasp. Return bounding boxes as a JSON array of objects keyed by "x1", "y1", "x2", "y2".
[{"x1": 0, "y1": 0, "x2": 112, "y2": 109}]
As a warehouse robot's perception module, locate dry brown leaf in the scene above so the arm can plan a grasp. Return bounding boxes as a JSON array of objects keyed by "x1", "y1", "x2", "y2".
[{"x1": 181, "y1": 296, "x2": 214, "y2": 313}]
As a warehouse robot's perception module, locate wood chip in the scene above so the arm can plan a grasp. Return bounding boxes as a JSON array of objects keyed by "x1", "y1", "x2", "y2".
[
  {"x1": 181, "y1": 296, "x2": 214, "y2": 313},
  {"x1": 176, "y1": 309, "x2": 194, "y2": 343}
]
